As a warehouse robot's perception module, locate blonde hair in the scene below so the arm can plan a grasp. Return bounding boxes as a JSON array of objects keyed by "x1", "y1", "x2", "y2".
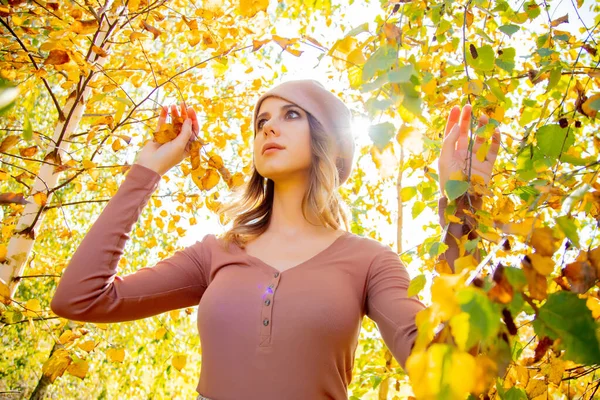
[{"x1": 216, "y1": 113, "x2": 351, "y2": 250}]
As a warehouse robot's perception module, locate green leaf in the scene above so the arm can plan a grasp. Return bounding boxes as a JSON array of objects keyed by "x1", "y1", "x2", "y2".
[
  {"x1": 532, "y1": 291, "x2": 600, "y2": 364},
  {"x1": 457, "y1": 288, "x2": 501, "y2": 348},
  {"x1": 368, "y1": 122, "x2": 395, "y2": 151},
  {"x1": 486, "y1": 78, "x2": 506, "y2": 102},
  {"x1": 344, "y1": 23, "x2": 369, "y2": 37},
  {"x1": 388, "y1": 64, "x2": 415, "y2": 83},
  {"x1": 546, "y1": 67, "x2": 562, "y2": 92},
  {"x1": 445, "y1": 180, "x2": 469, "y2": 201},
  {"x1": 498, "y1": 24, "x2": 519, "y2": 36},
  {"x1": 504, "y1": 267, "x2": 527, "y2": 291},
  {"x1": 400, "y1": 186, "x2": 417, "y2": 202},
  {"x1": 589, "y1": 98, "x2": 600, "y2": 111},
  {"x1": 429, "y1": 241, "x2": 449, "y2": 257},
  {"x1": 362, "y1": 45, "x2": 397, "y2": 81},
  {"x1": 407, "y1": 274, "x2": 427, "y2": 297},
  {"x1": 501, "y1": 387, "x2": 528, "y2": 400},
  {"x1": 535, "y1": 124, "x2": 574, "y2": 159},
  {"x1": 412, "y1": 200, "x2": 426, "y2": 219},
  {"x1": 495, "y1": 47, "x2": 515, "y2": 73},
  {"x1": 555, "y1": 215, "x2": 580, "y2": 248},
  {"x1": 23, "y1": 114, "x2": 32, "y2": 141},
  {"x1": 466, "y1": 44, "x2": 495, "y2": 72}
]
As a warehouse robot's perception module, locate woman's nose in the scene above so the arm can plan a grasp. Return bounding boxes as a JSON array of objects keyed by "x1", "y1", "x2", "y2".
[{"x1": 262, "y1": 119, "x2": 279, "y2": 136}]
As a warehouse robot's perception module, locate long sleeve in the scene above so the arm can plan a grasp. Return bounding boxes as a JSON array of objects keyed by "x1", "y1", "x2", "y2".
[
  {"x1": 365, "y1": 247, "x2": 426, "y2": 369},
  {"x1": 50, "y1": 163, "x2": 208, "y2": 323}
]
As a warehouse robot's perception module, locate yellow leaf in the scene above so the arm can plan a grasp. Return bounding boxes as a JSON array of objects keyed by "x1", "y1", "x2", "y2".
[
  {"x1": 238, "y1": 0, "x2": 269, "y2": 17},
  {"x1": 58, "y1": 330, "x2": 80, "y2": 344},
  {"x1": 525, "y1": 378, "x2": 546, "y2": 398},
  {"x1": 188, "y1": 29, "x2": 202, "y2": 47},
  {"x1": 67, "y1": 360, "x2": 89, "y2": 379},
  {"x1": 431, "y1": 275, "x2": 463, "y2": 320},
  {"x1": 106, "y1": 348, "x2": 125, "y2": 363},
  {"x1": 530, "y1": 227, "x2": 559, "y2": 256},
  {"x1": 77, "y1": 340, "x2": 96, "y2": 352},
  {"x1": 528, "y1": 253, "x2": 555, "y2": 275},
  {"x1": 586, "y1": 296, "x2": 600, "y2": 319},
  {"x1": 547, "y1": 357, "x2": 564, "y2": 385},
  {"x1": 454, "y1": 255, "x2": 477, "y2": 273},
  {"x1": 476, "y1": 141, "x2": 490, "y2": 162},
  {"x1": 0, "y1": 135, "x2": 20, "y2": 152},
  {"x1": 154, "y1": 327, "x2": 167, "y2": 340},
  {"x1": 23, "y1": 298, "x2": 42, "y2": 317},
  {"x1": 212, "y1": 60, "x2": 228, "y2": 77},
  {"x1": 112, "y1": 138, "x2": 122, "y2": 152},
  {"x1": 0, "y1": 244, "x2": 6, "y2": 262},
  {"x1": 0, "y1": 280, "x2": 11, "y2": 305},
  {"x1": 449, "y1": 351, "x2": 476, "y2": 395},
  {"x1": 464, "y1": 79, "x2": 484, "y2": 95},
  {"x1": 130, "y1": 32, "x2": 148, "y2": 41},
  {"x1": 347, "y1": 48, "x2": 366, "y2": 65},
  {"x1": 42, "y1": 348, "x2": 71, "y2": 383},
  {"x1": 172, "y1": 354, "x2": 187, "y2": 371},
  {"x1": 473, "y1": 355, "x2": 498, "y2": 395},
  {"x1": 449, "y1": 312, "x2": 470, "y2": 351},
  {"x1": 201, "y1": 169, "x2": 220, "y2": 191},
  {"x1": 33, "y1": 192, "x2": 47, "y2": 206},
  {"x1": 449, "y1": 170, "x2": 466, "y2": 181}
]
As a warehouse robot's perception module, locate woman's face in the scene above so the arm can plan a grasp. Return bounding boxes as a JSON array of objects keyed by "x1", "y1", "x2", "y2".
[{"x1": 253, "y1": 97, "x2": 312, "y2": 183}]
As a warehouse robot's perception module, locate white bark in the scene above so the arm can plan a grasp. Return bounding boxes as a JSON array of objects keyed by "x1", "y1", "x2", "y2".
[{"x1": 0, "y1": 2, "x2": 126, "y2": 296}]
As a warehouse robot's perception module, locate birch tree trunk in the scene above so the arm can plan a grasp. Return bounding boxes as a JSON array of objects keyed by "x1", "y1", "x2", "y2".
[
  {"x1": 0, "y1": 1, "x2": 127, "y2": 297},
  {"x1": 378, "y1": 146, "x2": 405, "y2": 399}
]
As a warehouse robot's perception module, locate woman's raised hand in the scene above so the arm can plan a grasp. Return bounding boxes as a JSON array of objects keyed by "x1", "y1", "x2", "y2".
[
  {"x1": 134, "y1": 102, "x2": 199, "y2": 176},
  {"x1": 438, "y1": 104, "x2": 501, "y2": 199}
]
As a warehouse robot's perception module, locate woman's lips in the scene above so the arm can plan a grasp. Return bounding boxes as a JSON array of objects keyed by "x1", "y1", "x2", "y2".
[{"x1": 263, "y1": 148, "x2": 283, "y2": 154}]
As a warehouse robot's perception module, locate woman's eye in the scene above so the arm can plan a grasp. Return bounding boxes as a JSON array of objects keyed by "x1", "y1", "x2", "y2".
[
  {"x1": 286, "y1": 110, "x2": 300, "y2": 119},
  {"x1": 257, "y1": 119, "x2": 266, "y2": 129}
]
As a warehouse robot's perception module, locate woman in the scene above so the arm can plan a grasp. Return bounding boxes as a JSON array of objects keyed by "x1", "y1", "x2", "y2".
[{"x1": 51, "y1": 80, "x2": 500, "y2": 399}]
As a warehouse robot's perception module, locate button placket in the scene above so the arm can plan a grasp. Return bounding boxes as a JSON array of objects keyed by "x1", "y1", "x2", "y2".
[{"x1": 259, "y1": 271, "x2": 281, "y2": 347}]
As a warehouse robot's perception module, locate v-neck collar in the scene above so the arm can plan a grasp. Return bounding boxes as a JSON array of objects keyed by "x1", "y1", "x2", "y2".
[{"x1": 235, "y1": 231, "x2": 351, "y2": 275}]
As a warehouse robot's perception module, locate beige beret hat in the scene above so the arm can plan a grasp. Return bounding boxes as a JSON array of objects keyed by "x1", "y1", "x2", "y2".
[{"x1": 252, "y1": 79, "x2": 355, "y2": 185}]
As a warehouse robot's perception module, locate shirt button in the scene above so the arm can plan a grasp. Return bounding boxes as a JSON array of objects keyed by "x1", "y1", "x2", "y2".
[
  {"x1": 268, "y1": 283, "x2": 274, "y2": 289},
  {"x1": 264, "y1": 299, "x2": 271, "y2": 306},
  {"x1": 274, "y1": 272, "x2": 280, "y2": 278},
  {"x1": 263, "y1": 318, "x2": 270, "y2": 326}
]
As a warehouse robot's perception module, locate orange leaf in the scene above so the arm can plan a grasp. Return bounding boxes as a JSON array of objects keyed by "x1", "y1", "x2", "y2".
[
  {"x1": 91, "y1": 45, "x2": 108, "y2": 58},
  {"x1": 19, "y1": 145, "x2": 38, "y2": 157},
  {"x1": 550, "y1": 14, "x2": 569, "y2": 27},
  {"x1": 141, "y1": 21, "x2": 161, "y2": 39},
  {"x1": 252, "y1": 39, "x2": 270, "y2": 51},
  {"x1": 189, "y1": 141, "x2": 203, "y2": 170},
  {"x1": 42, "y1": 349, "x2": 71, "y2": 383},
  {"x1": 563, "y1": 260, "x2": 597, "y2": 294},
  {"x1": 44, "y1": 49, "x2": 70, "y2": 65},
  {"x1": 0, "y1": 193, "x2": 28, "y2": 205},
  {"x1": 67, "y1": 360, "x2": 89, "y2": 379},
  {"x1": 0, "y1": 135, "x2": 20, "y2": 152}
]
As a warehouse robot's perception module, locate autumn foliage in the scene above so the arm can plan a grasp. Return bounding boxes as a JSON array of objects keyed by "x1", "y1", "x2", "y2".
[{"x1": 1, "y1": 0, "x2": 600, "y2": 399}]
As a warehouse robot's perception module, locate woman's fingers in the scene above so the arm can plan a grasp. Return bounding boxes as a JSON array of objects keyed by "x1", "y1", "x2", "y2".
[
  {"x1": 156, "y1": 106, "x2": 168, "y2": 132},
  {"x1": 456, "y1": 104, "x2": 472, "y2": 152},
  {"x1": 441, "y1": 123, "x2": 460, "y2": 163},
  {"x1": 486, "y1": 128, "x2": 501, "y2": 165},
  {"x1": 444, "y1": 105, "x2": 461, "y2": 137}
]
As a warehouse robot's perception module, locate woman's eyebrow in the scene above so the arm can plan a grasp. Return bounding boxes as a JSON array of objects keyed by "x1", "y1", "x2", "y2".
[{"x1": 256, "y1": 104, "x2": 298, "y2": 122}]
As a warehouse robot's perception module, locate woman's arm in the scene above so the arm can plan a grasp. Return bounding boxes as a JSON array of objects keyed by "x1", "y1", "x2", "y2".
[
  {"x1": 50, "y1": 163, "x2": 209, "y2": 323},
  {"x1": 365, "y1": 247, "x2": 427, "y2": 370}
]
